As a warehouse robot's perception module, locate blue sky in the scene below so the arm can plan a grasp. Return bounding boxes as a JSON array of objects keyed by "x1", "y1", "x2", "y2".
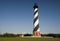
[{"x1": 0, "y1": 0, "x2": 60, "y2": 34}]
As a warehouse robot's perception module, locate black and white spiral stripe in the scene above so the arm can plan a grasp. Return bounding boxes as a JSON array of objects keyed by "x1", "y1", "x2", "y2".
[{"x1": 33, "y1": 7, "x2": 40, "y2": 32}]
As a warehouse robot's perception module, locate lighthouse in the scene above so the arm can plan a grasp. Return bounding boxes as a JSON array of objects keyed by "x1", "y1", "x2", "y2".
[{"x1": 33, "y1": 3, "x2": 41, "y2": 37}]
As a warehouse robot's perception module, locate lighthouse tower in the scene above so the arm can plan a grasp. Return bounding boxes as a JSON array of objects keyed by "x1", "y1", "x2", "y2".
[{"x1": 33, "y1": 3, "x2": 41, "y2": 37}]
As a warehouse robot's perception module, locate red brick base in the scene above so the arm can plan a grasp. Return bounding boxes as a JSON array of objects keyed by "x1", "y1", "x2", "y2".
[
  {"x1": 19, "y1": 34, "x2": 24, "y2": 38},
  {"x1": 33, "y1": 31, "x2": 41, "y2": 37}
]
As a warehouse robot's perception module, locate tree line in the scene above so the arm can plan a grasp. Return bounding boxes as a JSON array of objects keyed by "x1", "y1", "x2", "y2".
[
  {"x1": 0, "y1": 33, "x2": 60, "y2": 38},
  {"x1": 41, "y1": 33, "x2": 60, "y2": 38}
]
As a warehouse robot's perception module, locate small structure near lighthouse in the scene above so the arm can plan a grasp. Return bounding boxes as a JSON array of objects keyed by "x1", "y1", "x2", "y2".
[{"x1": 33, "y1": 3, "x2": 41, "y2": 37}]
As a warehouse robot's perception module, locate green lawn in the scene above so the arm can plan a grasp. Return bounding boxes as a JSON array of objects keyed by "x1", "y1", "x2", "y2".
[{"x1": 0, "y1": 37, "x2": 60, "y2": 41}]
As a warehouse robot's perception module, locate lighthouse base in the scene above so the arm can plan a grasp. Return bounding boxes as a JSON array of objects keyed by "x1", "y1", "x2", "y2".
[{"x1": 33, "y1": 31, "x2": 41, "y2": 37}]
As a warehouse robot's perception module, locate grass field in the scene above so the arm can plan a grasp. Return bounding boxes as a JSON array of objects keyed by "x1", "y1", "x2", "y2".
[{"x1": 0, "y1": 37, "x2": 60, "y2": 41}]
